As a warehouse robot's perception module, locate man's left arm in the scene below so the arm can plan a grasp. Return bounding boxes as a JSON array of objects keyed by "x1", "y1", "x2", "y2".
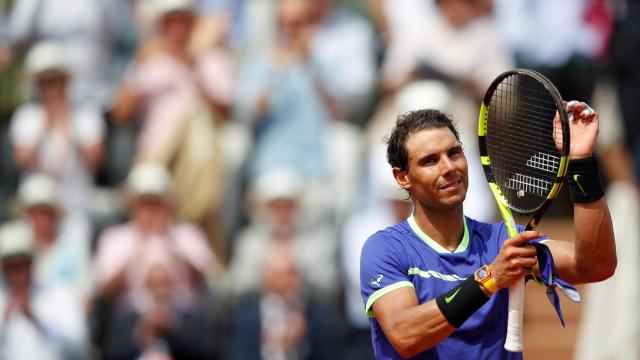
[
  {"x1": 542, "y1": 101, "x2": 616, "y2": 284},
  {"x1": 544, "y1": 198, "x2": 616, "y2": 284}
]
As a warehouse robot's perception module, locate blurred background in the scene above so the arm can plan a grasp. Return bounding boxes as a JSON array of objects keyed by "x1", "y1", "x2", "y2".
[{"x1": 0, "y1": 0, "x2": 638, "y2": 359}]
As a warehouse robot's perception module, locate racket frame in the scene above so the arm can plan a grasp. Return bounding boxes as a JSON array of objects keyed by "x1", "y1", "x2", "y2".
[{"x1": 477, "y1": 69, "x2": 570, "y2": 352}]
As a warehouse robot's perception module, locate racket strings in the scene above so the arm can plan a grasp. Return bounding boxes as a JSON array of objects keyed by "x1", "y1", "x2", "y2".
[{"x1": 486, "y1": 73, "x2": 562, "y2": 213}]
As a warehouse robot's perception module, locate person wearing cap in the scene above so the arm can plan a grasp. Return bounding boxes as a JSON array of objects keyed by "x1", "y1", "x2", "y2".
[
  {"x1": 7, "y1": 0, "x2": 133, "y2": 108},
  {"x1": 234, "y1": 0, "x2": 330, "y2": 184},
  {"x1": 16, "y1": 173, "x2": 92, "y2": 305},
  {"x1": 111, "y1": 0, "x2": 233, "y2": 260},
  {"x1": 92, "y1": 162, "x2": 221, "y2": 359},
  {"x1": 0, "y1": 221, "x2": 88, "y2": 359},
  {"x1": 9, "y1": 40, "x2": 105, "y2": 218},
  {"x1": 229, "y1": 169, "x2": 340, "y2": 304}
]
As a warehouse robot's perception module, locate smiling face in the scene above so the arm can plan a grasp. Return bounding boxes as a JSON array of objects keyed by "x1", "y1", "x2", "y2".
[{"x1": 393, "y1": 127, "x2": 468, "y2": 211}]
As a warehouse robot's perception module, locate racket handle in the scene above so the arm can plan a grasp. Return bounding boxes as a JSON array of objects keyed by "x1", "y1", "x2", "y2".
[{"x1": 504, "y1": 278, "x2": 525, "y2": 352}]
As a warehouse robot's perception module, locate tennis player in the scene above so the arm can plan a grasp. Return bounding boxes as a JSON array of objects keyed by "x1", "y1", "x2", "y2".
[{"x1": 360, "y1": 105, "x2": 616, "y2": 359}]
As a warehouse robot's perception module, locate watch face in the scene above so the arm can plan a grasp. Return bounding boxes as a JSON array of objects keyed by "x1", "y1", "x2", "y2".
[{"x1": 476, "y1": 268, "x2": 489, "y2": 280}]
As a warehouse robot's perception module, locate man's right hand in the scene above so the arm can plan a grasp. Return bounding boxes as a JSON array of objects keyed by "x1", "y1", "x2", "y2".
[{"x1": 490, "y1": 231, "x2": 541, "y2": 290}]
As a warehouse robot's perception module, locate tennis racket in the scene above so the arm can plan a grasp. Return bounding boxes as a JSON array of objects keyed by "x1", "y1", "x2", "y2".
[{"x1": 477, "y1": 69, "x2": 570, "y2": 352}]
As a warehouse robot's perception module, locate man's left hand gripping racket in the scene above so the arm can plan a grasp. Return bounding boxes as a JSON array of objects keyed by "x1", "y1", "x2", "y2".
[{"x1": 477, "y1": 69, "x2": 570, "y2": 352}]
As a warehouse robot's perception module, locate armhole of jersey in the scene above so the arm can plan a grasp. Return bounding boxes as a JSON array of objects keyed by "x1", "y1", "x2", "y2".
[{"x1": 365, "y1": 281, "x2": 415, "y2": 317}]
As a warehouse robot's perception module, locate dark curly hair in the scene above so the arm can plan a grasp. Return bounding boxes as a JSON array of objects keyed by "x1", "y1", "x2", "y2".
[{"x1": 385, "y1": 109, "x2": 461, "y2": 171}]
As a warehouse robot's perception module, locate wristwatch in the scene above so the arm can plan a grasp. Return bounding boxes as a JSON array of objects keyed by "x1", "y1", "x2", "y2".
[{"x1": 474, "y1": 265, "x2": 499, "y2": 294}]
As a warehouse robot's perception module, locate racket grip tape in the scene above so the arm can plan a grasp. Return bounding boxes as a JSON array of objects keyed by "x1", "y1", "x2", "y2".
[{"x1": 504, "y1": 279, "x2": 525, "y2": 352}]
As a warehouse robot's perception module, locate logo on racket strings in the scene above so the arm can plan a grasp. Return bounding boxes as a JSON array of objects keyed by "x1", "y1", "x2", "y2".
[
  {"x1": 507, "y1": 153, "x2": 557, "y2": 197},
  {"x1": 506, "y1": 173, "x2": 550, "y2": 197}
]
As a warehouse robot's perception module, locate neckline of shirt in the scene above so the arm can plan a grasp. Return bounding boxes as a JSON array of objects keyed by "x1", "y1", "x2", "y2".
[{"x1": 406, "y1": 214, "x2": 469, "y2": 254}]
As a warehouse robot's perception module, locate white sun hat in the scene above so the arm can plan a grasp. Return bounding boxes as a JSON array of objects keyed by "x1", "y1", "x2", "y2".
[
  {"x1": 24, "y1": 41, "x2": 68, "y2": 78},
  {"x1": 126, "y1": 162, "x2": 173, "y2": 198},
  {"x1": 150, "y1": 0, "x2": 194, "y2": 17},
  {"x1": 396, "y1": 80, "x2": 454, "y2": 115},
  {"x1": 18, "y1": 173, "x2": 61, "y2": 210},
  {"x1": 250, "y1": 169, "x2": 304, "y2": 204}
]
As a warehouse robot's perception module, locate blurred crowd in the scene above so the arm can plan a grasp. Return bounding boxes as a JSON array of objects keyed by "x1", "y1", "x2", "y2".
[{"x1": 0, "y1": 0, "x2": 637, "y2": 359}]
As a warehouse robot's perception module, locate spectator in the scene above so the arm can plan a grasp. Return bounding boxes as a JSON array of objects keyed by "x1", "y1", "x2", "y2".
[
  {"x1": 229, "y1": 241, "x2": 335, "y2": 360},
  {"x1": 133, "y1": 243, "x2": 221, "y2": 360},
  {"x1": 0, "y1": 221, "x2": 88, "y2": 359},
  {"x1": 307, "y1": 0, "x2": 377, "y2": 124},
  {"x1": 111, "y1": 0, "x2": 233, "y2": 260},
  {"x1": 229, "y1": 169, "x2": 340, "y2": 303},
  {"x1": 17, "y1": 173, "x2": 92, "y2": 305},
  {"x1": 7, "y1": 0, "x2": 136, "y2": 108},
  {"x1": 10, "y1": 40, "x2": 105, "y2": 220},
  {"x1": 234, "y1": 0, "x2": 330, "y2": 183},
  {"x1": 234, "y1": 0, "x2": 367, "y2": 224},
  {"x1": 92, "y1": 162, "x2": 222, "y2": 359}
]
